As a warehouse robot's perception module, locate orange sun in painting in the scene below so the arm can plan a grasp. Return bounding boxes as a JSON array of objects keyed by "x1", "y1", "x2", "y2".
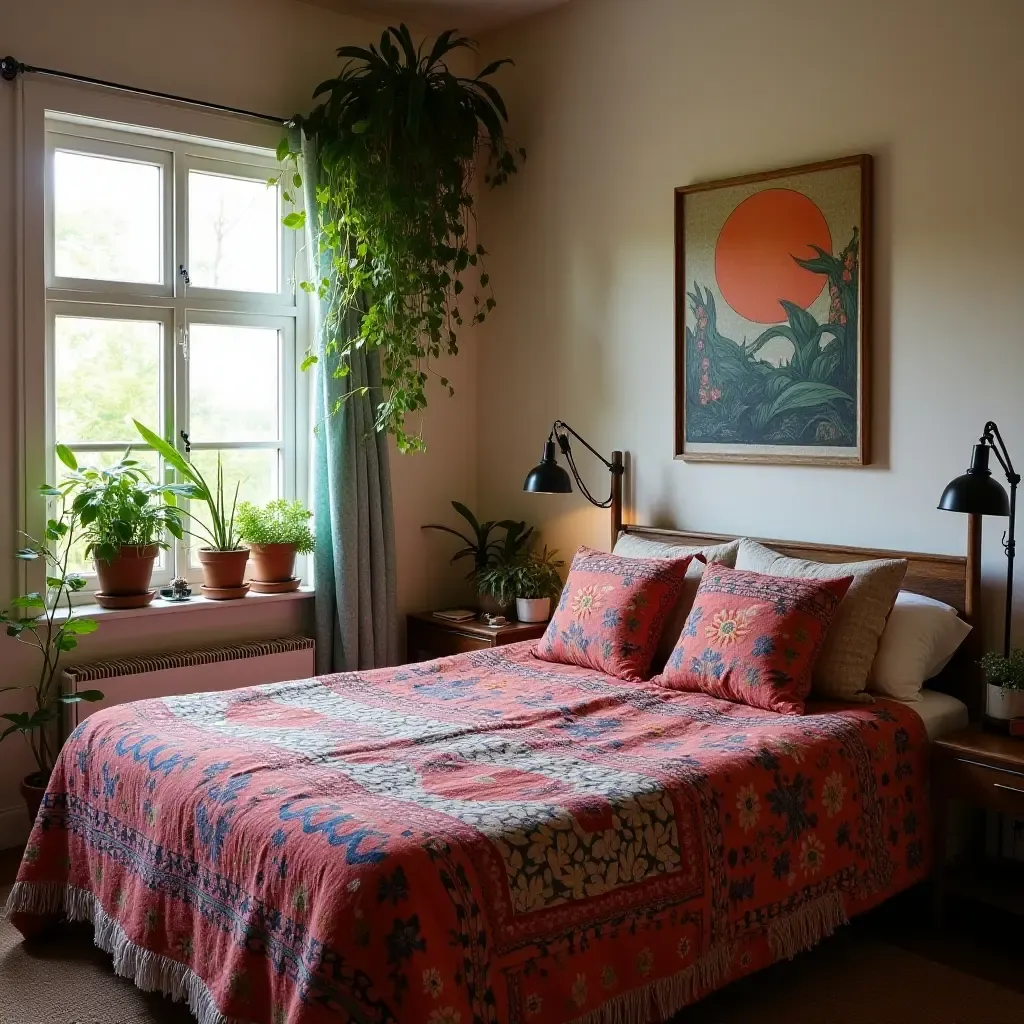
[{"x1": 714, "y1": 188, "x2": 832, "y2": 324}]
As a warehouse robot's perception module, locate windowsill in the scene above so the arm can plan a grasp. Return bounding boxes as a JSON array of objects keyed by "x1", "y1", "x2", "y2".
[{"x1": 52, "y1": 585, "x2": 314, "y2": 624}]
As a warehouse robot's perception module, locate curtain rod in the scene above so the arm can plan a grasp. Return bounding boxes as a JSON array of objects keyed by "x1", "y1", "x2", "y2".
[{"x1": 0, "y1": 55, "x2": 293, "y2": 127}]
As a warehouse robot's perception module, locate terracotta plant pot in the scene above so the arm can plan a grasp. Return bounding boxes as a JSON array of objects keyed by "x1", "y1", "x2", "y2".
[
  {"x1": 249, "y1": 543, "x2": 297, "y2": 583},
  {"x1": 20, "y1": 771, "x2": 48, "y2": 825},
  {"x1": 197, "y1": 548, "x2": 249, "y2": 591},
  {"x1": 94, "y1": 544, "x2": 159, "y2": 596}
]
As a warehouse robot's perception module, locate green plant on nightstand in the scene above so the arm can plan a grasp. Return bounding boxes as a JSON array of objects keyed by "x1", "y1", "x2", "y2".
[
  {"x1": 475, "y1": 546, "x2": 564, "y2": 623},
  {"x1": 981, "y1": 648, "x2": 1024, "y2": 721}
]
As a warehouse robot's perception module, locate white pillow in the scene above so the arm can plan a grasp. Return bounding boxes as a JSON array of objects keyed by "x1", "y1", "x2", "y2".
[{"x1": 868, "y1": 591, "x2": 972, "y2": 702}]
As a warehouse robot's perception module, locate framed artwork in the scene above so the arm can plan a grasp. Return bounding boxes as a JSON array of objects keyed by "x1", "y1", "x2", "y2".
[{"x1": 675, "y1": 154, "x2": 872, "y2": 465}]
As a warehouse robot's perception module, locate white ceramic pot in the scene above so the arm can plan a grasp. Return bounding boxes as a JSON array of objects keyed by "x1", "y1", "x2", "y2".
[
  {"x1": 986, "y1": 683, "x2": 1024, "y2": 720},
  {"x1": 516, "y1": 597, "x2": 551, "y2": 623}
]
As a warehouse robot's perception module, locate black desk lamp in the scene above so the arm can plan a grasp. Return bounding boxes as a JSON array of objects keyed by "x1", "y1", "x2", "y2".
[
  {"x1": 523, "y1": 421, "x2": 625, "y2": 549},
  {"x1": 938, "y1": 421, "x2": 1018, "y2": 658}
]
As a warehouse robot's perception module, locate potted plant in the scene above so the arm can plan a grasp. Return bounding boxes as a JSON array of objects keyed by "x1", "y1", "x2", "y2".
[
  {"x1": 981, "y1": 649, "x2": 1024, "y2": 722},
  {"x1": 1, "y1": 464, "x2": 104, "y2": 821},
  {"x1": 274, "y1": 25, "x2": 523, "y2": 453},
  {"x1": 475, "y1": 546, "x2": 565, "y2": 623},
  {"x1": 62, "y1": 448, "x2": 186, "y2": 609},
  {"x1": 422, "y1": 502, "x2": 532, "y2": 613},
  {"x1": 237, "y1": 499, "x2": 314, "y2": 593},
  {"x1": 133, "y1": 421, "x2": 249, "y2": 598}
]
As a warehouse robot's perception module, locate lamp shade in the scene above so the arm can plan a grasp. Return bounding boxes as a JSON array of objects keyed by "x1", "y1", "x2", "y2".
[
  {"x1": 523, "y1": 439, "x2": 572, "y2": 494},
  {"x1": 938, "y1": 443, "x2": 1010, "y2": 516}
]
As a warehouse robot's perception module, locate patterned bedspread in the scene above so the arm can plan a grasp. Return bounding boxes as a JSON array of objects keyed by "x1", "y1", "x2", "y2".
[{"x1": 5, "y1": 642, "x2": 930, "y2": 1024}]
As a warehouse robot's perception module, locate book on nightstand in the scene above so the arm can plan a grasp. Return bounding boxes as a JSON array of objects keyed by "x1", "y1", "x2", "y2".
[{"x1": 432, "y1": 609, "x2": 478, "y2": 623}]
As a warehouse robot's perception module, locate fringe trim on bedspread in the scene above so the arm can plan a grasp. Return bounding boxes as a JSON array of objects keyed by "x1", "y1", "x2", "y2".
[
  {"x1": 766, "y1": 890, "x2": 847, "y2": 961},
  {"x1": 3, "y1": 881, "x2": 246, "y2": 1024},
  {"x1": 569, "y1": 892, "x2": 848, "y2": 1024}
]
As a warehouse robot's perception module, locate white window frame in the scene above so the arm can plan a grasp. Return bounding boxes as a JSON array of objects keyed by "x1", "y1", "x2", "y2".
[{"x1": 16, "y1": 78, "x2": 310, "y2": 601}]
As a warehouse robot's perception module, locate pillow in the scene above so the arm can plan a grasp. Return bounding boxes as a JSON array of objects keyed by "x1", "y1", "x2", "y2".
[
  {"x1": 868, "y1": 591, "x2": 973, "y2": 701},
  {"x1": 534, "y1": 545, "x2": 694, "y2": 681},
  {"x1": 653, "y1": 564, "x2": 853, "y2": 715},
  {"x1": 612, "y1": 534, "x2": 741, "y2": 669},
  {"x1": 735, "y1": 538, "x2": 907, "y2": 702}
]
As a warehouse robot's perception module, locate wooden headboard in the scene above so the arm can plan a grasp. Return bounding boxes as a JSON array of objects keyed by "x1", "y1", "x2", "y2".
[{"x1": 618, "y1": 523, "x2": 982, "y2": 716}]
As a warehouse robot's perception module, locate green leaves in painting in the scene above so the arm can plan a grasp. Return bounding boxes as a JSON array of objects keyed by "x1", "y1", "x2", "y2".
[{"x1": 685, "y1": 227, "x2": 860, "y2": 447}]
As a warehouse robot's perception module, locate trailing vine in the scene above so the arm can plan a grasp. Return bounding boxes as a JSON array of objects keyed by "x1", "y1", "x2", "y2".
[{"x1": 276, "y1": 25, "x2": 522, "y2": 452}]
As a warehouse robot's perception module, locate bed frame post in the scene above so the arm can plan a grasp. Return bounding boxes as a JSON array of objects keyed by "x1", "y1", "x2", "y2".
[
  {"x1": 966, "y1": 512, "x2": 984, "y2": 718},
  {"x1": 610, "y1": 451, "x2": 624, "y2": 550}
]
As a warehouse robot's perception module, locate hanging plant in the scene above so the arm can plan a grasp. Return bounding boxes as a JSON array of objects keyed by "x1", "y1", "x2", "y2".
[{"x1": 276, "y1": 25, "x2": 523, "y2": 452}]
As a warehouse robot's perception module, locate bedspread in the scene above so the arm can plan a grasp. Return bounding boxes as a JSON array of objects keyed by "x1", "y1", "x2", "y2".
[{"x1": 5, "y1": 641, "x2": 930, "y2": 1024}]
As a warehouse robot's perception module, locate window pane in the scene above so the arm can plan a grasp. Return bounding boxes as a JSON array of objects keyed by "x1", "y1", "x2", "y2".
[
  {"x1": 62, "y1": 449, "x2": 162, "y2": 575},
  {"x1": 53, "y1": 149, "x2": 162, "y2": 283},
  {"x1": 188, "y1": 170, "x2": 279, "y2": 292},
  {"x1": 187, "y1": 448, "x2": 279, "y2": 564},
  {"x1": 55, "y1": 317, "x2": 161, "y2": 444},
  {"x1": 189, "y1": 324, "x2": 280, "y2": 442}
]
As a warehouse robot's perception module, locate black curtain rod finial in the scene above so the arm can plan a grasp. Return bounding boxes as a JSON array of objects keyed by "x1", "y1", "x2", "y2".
[{"x1": 1, "y1": 56, "x2": 25, "y2": 82}]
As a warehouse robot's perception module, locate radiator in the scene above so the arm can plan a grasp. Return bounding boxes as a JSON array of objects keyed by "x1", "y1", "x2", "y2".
[{"x1": 62, "y1": 635, "x2": 316, "y2": 728}]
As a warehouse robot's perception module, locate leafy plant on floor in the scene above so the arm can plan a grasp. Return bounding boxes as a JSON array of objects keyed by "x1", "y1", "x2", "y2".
[
  {"x1": 60, "y1": 448, "x2": 186, "y2": 563},
  {"x1": 422, "y1": 501, "x2": 531, "y2": 577},
  {"x1": 0, "y1": 449, "x2": 105, "y2": 781},
  {"x1": 475, "y1": 545, "x2": 564, "y2": 607},
  {"x1": 237, "y1": 499, "x2": 315, "y2": 553},
  {"x1": 981, "y1": 649, "x2": 1024, "y2": 691},
  {"x1": 133, "y1": 421, "x2": 243, "y2": 551},
  {"x1": 274, "y1": 24, "x2": 523, "y2": 453}
]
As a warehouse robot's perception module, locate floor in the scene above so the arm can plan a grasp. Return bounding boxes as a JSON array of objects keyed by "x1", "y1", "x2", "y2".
[{"x1": 3, "y1": 848, "x2": 1023, "y2": 1024}]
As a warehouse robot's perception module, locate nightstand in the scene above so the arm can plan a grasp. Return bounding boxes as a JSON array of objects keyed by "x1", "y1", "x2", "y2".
[
  {"x1": 932, "y1": 725, "x2": 1024, "y2": 923},
  {"x1": 406, "y1": 611, "x2": 547, "y2": 662}
]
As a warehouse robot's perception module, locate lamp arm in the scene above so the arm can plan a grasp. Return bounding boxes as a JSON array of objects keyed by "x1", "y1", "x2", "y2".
[
  {"x1": 551, "y1": 420, "x2": 616, "y2": 471},
  {"x1": 981, "y1": 422, "x2": 1019, "y2": 658},
  {"x1": 550, "y1": 420, "x2": 624, "y2": 510},
  {"x1": 983, "y1": 421, "x2": 1020, "y2": 484}
]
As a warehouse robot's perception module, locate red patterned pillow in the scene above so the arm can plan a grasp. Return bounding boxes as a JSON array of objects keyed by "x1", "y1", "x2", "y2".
[
  {"x1": 534, "y1": 545, "x2": 695, "y2": 681},
  {"x1": 653, "y1": 565, "x2": 853, "y2": 714}
]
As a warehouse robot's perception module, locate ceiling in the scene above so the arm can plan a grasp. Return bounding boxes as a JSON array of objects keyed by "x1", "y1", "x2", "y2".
[{"x1": 301, "y1": 0, "x2": 569, "y2": 34}]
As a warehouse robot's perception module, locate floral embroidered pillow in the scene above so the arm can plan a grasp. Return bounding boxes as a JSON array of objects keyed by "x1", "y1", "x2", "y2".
[
  {"x1": 534, "y1": 545, "x2": 695, "y2": 681},
  {"x1": 653, "y1": 565, "x2": 853, "y2": 714}
]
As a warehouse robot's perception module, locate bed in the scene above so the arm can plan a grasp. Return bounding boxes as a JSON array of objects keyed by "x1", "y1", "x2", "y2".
[{"x1": 4, "y1": 528, "x2": 977, "y2": 1024}]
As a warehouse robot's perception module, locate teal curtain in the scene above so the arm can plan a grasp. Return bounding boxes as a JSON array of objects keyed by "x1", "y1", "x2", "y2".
[{"x1": 300, "y1": 133, "x2": 398, "y2": 672}]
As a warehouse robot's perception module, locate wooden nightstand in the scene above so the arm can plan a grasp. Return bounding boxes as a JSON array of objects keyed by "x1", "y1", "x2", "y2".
[
  {"x1": 406, "y1": 611, "x2": 547, "y2": 662},
  {"x1": 932, "y1": 725, "x2": 1024, "y2": 922}
]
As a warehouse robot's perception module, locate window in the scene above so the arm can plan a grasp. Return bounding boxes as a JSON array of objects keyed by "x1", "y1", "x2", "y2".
[{"x1": 44, "y1": 117, "x2": 305, "y2": 589}]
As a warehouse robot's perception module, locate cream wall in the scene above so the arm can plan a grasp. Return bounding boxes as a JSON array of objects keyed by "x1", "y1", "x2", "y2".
[
  {"x1": 476, "y1": 0, "x2": 1024, "y2": 639},
  {"x1": 0, "y1": 0, "x2": 478, "y2": 845}
]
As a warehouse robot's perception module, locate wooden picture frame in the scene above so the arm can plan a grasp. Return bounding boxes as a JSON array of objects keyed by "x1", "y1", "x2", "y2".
[{"x1": 674, "y1": 155, "x2": 872, "y2": 466}]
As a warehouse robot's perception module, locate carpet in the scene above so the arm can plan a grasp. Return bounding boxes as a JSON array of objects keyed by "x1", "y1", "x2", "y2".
[{"x1": 2, "y1": 885, "x2": 1024, "y2": 1024}]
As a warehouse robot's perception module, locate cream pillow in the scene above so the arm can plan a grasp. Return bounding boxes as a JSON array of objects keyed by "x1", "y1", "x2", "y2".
[
  {"x1": 869, "y1": 591, "x2": 973, "y2": 702},
  {"x1": 612, "y1": 534, "x2": 740, "y2": 670},
  {"x1": 735, "y1": 538, "x2": 907, "y2": 701}
]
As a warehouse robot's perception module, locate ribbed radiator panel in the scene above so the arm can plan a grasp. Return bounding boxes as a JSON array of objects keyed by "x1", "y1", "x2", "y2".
[
  {"x1": 62, "y1": 635, "x2": 316, "y2": 727},
  {"x1": 64, "y1": 635, "x2": 315, "y2": 683}
]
